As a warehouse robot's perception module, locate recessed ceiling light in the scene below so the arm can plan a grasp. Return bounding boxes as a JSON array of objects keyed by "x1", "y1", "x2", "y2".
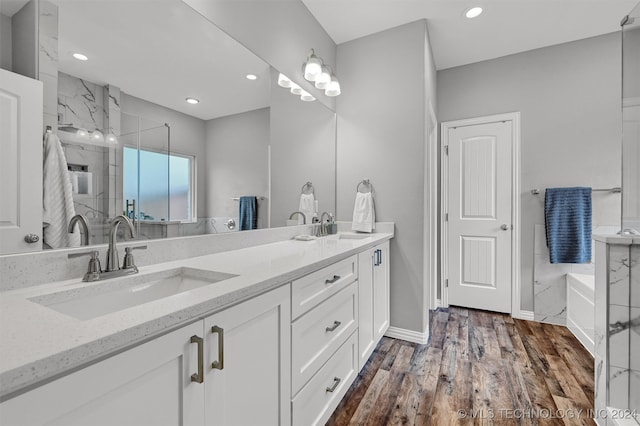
[
  {"x1": 185, "y1": 97, "x2": 200, "y2": 104},
  {"x1": 246, "y1": 74, "x2": 258, "y2": 80},
  {"x1": 465, "y1": 6, "x2": 483, "y2": 18},
  {"x1": 73, "y1": 53, "x2": 88, "y2": 61}
]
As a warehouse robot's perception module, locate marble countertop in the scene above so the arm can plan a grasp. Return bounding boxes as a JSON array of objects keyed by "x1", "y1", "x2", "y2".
[{"x1": 0, "y1": 231, "x2": 393, "y2": 400}]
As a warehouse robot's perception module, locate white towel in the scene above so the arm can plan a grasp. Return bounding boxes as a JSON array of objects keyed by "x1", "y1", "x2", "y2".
[
  {"x1": 352, "y1": 192, "x2": 376, "y2": 233},
  {"x1": 298, "y1": 193, "x2": 315, "y2": 225},
  {"x1": 43, "y1": 133, "x2": 80, "y2": 249}
]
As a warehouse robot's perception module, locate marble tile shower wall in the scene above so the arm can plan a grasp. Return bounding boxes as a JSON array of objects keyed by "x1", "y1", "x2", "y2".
[{"x1": 594, "y1": 241, "x2": 639, "y2": 420}]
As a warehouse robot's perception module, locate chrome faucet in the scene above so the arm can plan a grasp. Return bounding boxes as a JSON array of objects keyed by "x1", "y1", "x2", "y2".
[
  {"x1": 318, "y1": 212, "x2": 336, "y2": 236},
  {"x1": 68, "y1": 214, "x2": 90, "y2": 246},
  {"x1": 289, "y1": 211, "x2": 307, "y2": 224},
  {"x1": 106, "y1": 215, "x2": 135, "y2": 272}
]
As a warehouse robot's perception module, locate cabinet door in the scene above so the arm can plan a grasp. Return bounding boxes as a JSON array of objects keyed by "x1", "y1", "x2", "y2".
[
  {"x1": 357, "y1": 246, "x2": 376, "y2": 371},
  {"x1": 0, "y1": 322, "x2": 205, "y2": 426},
  {"x1": 373, "y1": 241, "x2": 390, "y2": 341},
  {"x1": 203, "y1": 285, "x2": 291, "y2": 426}
]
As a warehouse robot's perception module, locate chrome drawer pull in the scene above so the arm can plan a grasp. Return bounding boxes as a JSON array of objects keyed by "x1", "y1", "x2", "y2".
[
  {"x1": 325, "y1": 275, "x2": 340, "y2": 284},
  {"x1": 211, "y1": 325, "x2": 224, "y2": 370},
  {"x1": 190, "y1": 335, "x2": 204, "y2": 383},
  {"x1": 325, "y1": 320, "x2": 341, "y2": 332},
  {"x1": 326, "y1": 377, "x2": 341, "y2": 393}
]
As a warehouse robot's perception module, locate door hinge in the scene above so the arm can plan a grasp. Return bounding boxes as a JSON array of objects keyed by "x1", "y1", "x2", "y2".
[
  {"x1": 445, "y1": 213, "x2": 448, "y2": 222},
  {"x1": 444, "y1": 145, "x2": 449, "y2": 155},
  {"x1": 445, "y1": 279, "x2": 449, "y2": 288}
]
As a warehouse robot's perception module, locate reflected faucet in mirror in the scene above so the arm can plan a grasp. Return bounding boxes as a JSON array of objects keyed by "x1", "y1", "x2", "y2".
[
  {"x1": 289, "y1": 211, "x2": 307, "y2": 224},
  {"x1": 68, "y1": 214, "x2": 90, "y2": 246}
]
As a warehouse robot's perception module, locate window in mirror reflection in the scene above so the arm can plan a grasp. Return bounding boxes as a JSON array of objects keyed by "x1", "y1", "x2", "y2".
[{"x1": 123, "y1": 147, "x2": 194, "y2": 222}]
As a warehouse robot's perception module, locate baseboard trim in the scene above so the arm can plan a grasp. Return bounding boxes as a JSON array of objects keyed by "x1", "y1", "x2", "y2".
[
  {"x1": 516, "y1": 310, "x2": 535, "y2": 321},
  {"x1": 384, "y1": 326, "x2": 429, "y2": 344}
]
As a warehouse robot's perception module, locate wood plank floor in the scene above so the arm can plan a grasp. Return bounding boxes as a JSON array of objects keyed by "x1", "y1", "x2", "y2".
[{"x1": 326, "y1": 307, "x2": 595, "y2": 426}]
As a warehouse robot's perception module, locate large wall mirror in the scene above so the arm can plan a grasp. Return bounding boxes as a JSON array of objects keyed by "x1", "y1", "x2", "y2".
[{"x1": 1, "y1": 0, "x2": 336, "y2": 253}]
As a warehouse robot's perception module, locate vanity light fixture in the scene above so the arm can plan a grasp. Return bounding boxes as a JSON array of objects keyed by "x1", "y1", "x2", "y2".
[
  {"x1": 302, "y1": 48, "x2": 341, "y2": 97},
  {"x1": 277, "y1": 73, "x2": 292, "y2": 88},
  {"x1": 185, "y1": 97, "x2": 200, "y2": 104},
  {"x1": 289, "y1": 82, "x2": 303, "y2": 95},
  {"x1": 75, "y1": 128, "x2": 89, "y2": 139},
  {"x1": 91, "y1": 130, "x2": 105, "y2": 143},
  {"x1": 300, "y1": 90, "x2": 316, "y2": 102},
  {"x1": 465, "y1": 6, "x2": 483, "y2": 18},
  {"x1": 106, "y1": 132, "x2": 118, "y2": 145},
  {"x1": 246, "y1": 74, "x2": 258, "y2": 80},
  {"x1": 303, "y1": 49, "x2": 322, "y2": 81},
  {"x1": 73, "y1": 53, "x2": 88, "y2": 61}
]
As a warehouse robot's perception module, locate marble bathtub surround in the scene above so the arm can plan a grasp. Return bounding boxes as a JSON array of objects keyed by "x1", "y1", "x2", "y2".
[{"x1": 0, "y1": 225, "x2": 394, "y2": 399}]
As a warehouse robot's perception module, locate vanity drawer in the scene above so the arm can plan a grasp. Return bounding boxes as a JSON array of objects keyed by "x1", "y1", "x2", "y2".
[
  {"x1": 292, "y1": 331, "x2": 358, "y2": 426},
  {"x1": 291, "y1": 255, "x2": 357, "y2": 319},
  {"x1": 292, "y1": 281, "x2": 358, "y2": 394}
]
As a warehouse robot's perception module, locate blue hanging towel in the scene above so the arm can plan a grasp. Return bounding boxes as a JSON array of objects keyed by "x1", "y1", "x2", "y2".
[
  {"x1": 239, "y1": 196, "x2": 257, "y2": 231},
  {"x1": 544, "y1": 187, "x2": 592, "y2": 264}
]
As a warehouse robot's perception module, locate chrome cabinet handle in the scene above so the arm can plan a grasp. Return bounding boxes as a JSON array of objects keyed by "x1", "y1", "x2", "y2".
[
  {"x1": 374, "y1": 249, "x2": 382, "y2": 266},
  {"x1": 24, "y1": 234, "x2": 40, "y2": 243},
  {"x1": 325, "y1": 275, "x2": 340, "y2": 284},
  {"x1": 325, "y1": 320, "x2": 341, "y2": 332},
  {"x1": 211, "y1": 326, "x2": 224, "y2": 370},
  {"x1": 190, "y1": 335, "x2": 204, "y2": 383},
  {"x1": 326, "y1": 377, "x2": 341, "y2": 393}
]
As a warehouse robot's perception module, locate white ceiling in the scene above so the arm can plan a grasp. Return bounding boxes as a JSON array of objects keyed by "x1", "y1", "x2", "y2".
[{"x1": 301, "y1": 0, "x2": 639, "y2": 70}]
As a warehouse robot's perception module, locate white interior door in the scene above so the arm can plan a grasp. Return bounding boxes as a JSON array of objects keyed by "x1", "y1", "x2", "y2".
[
  {"x1": 445, "y1": 119, "x2": 513, "y2": 313},
  {"x1": 0, "y1": 69, "x2": 43, "y2": 254}
]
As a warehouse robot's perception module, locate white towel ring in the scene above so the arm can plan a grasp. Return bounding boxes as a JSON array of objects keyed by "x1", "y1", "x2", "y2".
[
  {"x1": 356, "y1": 179, "x2": 373, "y2": 194},
  {"x1": 301, "y1": 181, "x2": 315, "y2": 195}
]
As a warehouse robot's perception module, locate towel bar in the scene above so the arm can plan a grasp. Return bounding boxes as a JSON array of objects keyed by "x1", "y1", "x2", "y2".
[
  {"x1": 531, "y1": 187, "x2": 621, "y2": 195},
  {"x1": 232, "y1": 196, "x2": 266, "y2": 201}
]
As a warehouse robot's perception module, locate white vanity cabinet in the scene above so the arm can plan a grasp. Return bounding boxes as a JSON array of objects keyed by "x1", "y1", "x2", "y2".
[
  {"x1": 0, "y1": 321, "x2": 205, "y2": 426},
  {"x1": 203, "y1": 285, "x2": 291, "y2": 426},
  {"x1": 357, "y1": 241, "x2": 390, "y2": 370},
  {"x1": 0, "y1": 285, "x2": 291, "y2": 426}
]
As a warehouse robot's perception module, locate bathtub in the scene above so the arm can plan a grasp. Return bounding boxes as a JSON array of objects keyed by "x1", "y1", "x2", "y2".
[{"x1": 566, "y1": 273, "x2": 595, "y2": 355}]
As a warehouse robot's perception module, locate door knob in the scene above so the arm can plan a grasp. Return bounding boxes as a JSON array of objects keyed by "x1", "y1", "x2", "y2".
[
  {"x1": 500, "y1": 224, "x2": 510, "y2": 231},
  {"x1": 24, "y1": 234, "x2": 40, "y2": 243}
]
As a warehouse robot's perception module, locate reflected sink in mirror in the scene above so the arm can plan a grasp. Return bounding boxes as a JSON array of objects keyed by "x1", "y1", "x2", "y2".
[{"x1": 29, "y1": 267, "x2": 238, "y2": 320}]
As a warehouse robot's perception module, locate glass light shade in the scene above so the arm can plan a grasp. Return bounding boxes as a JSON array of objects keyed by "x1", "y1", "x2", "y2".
[
  {"x1": 314, "y1": 66, "x2": 331, "y2": 89},
  {"x1": 300, "y1": 90, "x2": 316, "y2": 102},
  {"x1": 325, "y1": 76, "x2": 341, "y2": 97},
  {"x1": 76, "y1": 128, "x2": 89, "y2": 139},
  {"x1": 91, "y1": 130, "x2": 104, "y2": 143},
  {"x1": 290, "y1": 83, "x2": 303, "y2": 95},
  {"x1": 304, "y1": 56, "x2": 322, "y2": 81},
  {"x1": 106, "y1": 133, "x2": 118, "y2": 145},
  {"x1": 277, "y1": 73, "x2": 292, "y2": 88}
]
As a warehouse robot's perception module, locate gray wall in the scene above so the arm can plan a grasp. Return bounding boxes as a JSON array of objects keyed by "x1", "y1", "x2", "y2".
[
  {"x1": 336, "y1": 20, "x2": 436, "y2": 334},
  {"x1": 205, "y1": 107, "x2": 270, "y2": 228},
  {"x1": 270, "y1": 68, "x2": 337, "y2": 227},
  {"x1": 437, "y1": 33, "x2": 622, "y2": 311},
  {"x1": 121, "y1": 93, "x2": 207, "y2": 218},
  {"x1": 10, "y1": 0, "x2": 37, "y2": 79},
  {"x1": 0, "y1": 13, "x2": 12, "y2": 71},
  {"x1": 183, "y1": 0, "x2": 336, "y2": 111}
]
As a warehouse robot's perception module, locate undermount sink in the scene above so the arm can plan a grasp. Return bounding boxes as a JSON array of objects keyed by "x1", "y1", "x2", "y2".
[
  {"x1": 336, "y1": 232, "x2": 372, "y2": 240},
  {"x1": 29, "y1": 267, "x2": 238, "y2": 320}
]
